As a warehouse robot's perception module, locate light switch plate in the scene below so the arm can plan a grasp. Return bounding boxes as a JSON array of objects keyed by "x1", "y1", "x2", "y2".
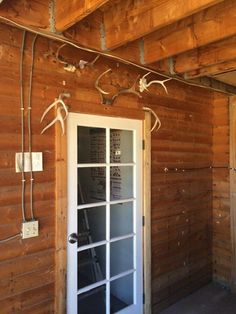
[
  {"x1": 15, "y1": 152, "x2": 43, "y2": 172},
  {"x1": 22, "y1": 220, "x2": 39, "y2": 239}
]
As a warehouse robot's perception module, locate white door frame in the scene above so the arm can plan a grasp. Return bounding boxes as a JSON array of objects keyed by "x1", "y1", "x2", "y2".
[{"x1": 67, "y1": 112, "x2": 143, "y2": 314}]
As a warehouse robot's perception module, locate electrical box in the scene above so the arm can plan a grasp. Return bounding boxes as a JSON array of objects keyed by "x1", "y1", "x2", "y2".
[
  {"x1": 15, "y1": 152, "x2": 43, "y2": 172},
  {"x1": 21, "y1": 220, "x2": 39, "y2": 239}
]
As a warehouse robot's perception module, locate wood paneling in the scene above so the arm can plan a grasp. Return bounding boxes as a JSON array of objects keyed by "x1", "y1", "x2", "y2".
[
  {"x1": 149, "y1": 84, "x2": 213, "y2": 311},
  {"x1": 0, "y1": 21, "x2": 226, "y2": 314},
  {"x1": 0, "y1": 23, "x2": 145, "y2": 313},
  {"x1": 212, "y1": 93, "x2": 231, "y2": 285},
  {"x1": 0, "y1": 25, "x2": 54, "y2": 312},
  {"x1": 229, "y1": 96, "x2": 236, "y2": 292}
]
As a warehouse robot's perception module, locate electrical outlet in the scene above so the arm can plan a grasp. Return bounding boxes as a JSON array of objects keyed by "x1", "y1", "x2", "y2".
[{"x1": 21, "y1": 220, "x2": 39, "y2": 239}]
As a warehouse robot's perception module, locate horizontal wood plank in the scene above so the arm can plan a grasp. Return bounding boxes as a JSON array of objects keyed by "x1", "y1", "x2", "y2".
[
  {"x1": 104, "y1": 0, "x2": 223, "y2": 49},
  {"x1": 144, "y1": 0, "x2": 236, "y2": 64},
  {"x1": 55, "y1": 0, "x2": 110, "y2": 32},
  {"x1": 173, "y1": 35, "x2": 236, "y2": 74}
]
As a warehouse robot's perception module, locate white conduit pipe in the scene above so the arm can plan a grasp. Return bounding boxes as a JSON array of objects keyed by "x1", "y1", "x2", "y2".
[
  {"x1": 28, "y1": 34, "x2": 38, "y2": 221},
  {"x1": 20, "y1": 30, "x2": 26, "y2": 223}
]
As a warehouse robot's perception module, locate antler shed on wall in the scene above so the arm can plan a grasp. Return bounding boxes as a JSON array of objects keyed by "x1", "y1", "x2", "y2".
[{"x1": 40, "y1": 93, "x2": 70, "y2": 135}]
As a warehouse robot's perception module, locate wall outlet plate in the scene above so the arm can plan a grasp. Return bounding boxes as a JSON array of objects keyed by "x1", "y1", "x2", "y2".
[
  {"x1": 15, "y1": 152, "x2": 43, "y2": 173},
  {"x1": 22, "y1": 220, "x2": 39, "y2": 239}
]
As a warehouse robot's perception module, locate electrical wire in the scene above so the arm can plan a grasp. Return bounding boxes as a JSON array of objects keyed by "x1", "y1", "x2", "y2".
[
  {"x1": 0, "y1": 233, "x2": 21, "y2": 244},
  {"x1": 0, "y1": 16, "x2": 235, "y2": 96},
  {"x1": 28, "y1": 34, "x2": 38, "y2": 221},
  {"x1": 154, "y1": 165, "x2": 236, "y2": 173},
  {"x1": 20, "y1": 30, "x2": 26, "y2": 223}
]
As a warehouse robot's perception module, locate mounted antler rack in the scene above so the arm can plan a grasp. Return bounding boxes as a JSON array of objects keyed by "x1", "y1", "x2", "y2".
[
  {"x1": 95, "y1": 69, "x2": 142, "y2": 105},
  {"x1": 55, "y1": 44, "x2": 100, "y2": 73},
  {"x1": 139, "y1": 72, "x2": 172, "y2": 94}
]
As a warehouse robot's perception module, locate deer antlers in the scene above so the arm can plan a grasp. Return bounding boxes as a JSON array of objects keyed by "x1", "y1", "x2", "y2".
[
  {"x1": 139, "y1": 72, "x2": 171, "y2": 94},
  {"x1": 95, "y1": 69, "x2": 142, "y2": 105},
  {"x1": 40, "y1": 93, "x2": 70, "y2": 135},
  {"x1": 55, "y1": 44, "x2": 100, "y2": 72}
]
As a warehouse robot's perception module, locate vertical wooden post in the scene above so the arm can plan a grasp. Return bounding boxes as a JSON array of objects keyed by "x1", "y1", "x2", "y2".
[
  {"x1": 55, "y1": 123, "x2": 68, "y2": 313},
  {"x1": 230, "y1": 96, "x2": 236, "y2": 292},
  {"x1": 143, "y1": 112, "x2": 152, "y2": 314}
]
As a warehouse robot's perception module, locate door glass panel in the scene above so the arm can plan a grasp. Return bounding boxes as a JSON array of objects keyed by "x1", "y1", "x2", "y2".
[
  {"x1": 78, "y1": 206, "x2": 106, "y2": 247},
  {"x1": 110, "y1": 166, "x2": 133, "y2": 201},
  {"x1": 78, "y1": 285, "x2": 106, "y2": 314},
  {"x1": 110, "y1": 202, "x2": 133, "y2": 239},
  {"x1": 110, "y1": 275, "x2": 133, "y2": 313},
  {"x1": 110, "y1": 129, "x2": 133, "y2": 163},
  {"x1": 77, "y1": 126, "x2": 106, "y2": 164},
  {"x1": 78, "y1": 167, "x2": 106, "y2": 205},
  {"x1": 78, "y1": 245, "x2": 106, "y2": 289},
  {"x1": 110, "y1": 238, "x2": 133, "y2": 277}
]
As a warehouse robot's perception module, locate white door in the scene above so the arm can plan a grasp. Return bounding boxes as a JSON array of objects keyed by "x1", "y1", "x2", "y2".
[{"x1": 67, "y1": 113, "x2": 143, "y2": 314}]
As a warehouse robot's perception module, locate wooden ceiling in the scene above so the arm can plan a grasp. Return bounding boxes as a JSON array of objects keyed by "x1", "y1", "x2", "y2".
[{"x1": 1, "y1": 0, "x2": 236, "y2": 91}]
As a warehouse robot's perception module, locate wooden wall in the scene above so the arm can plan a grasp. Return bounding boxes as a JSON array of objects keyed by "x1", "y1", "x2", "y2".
[
  {"x1": 0, "y1": 22, "x2": 225, "y2": 313},
  {"x1": 150, "y1": 87, "x2": 213, "y2": 312},
  {"x1": 212, "y1": 93, "x2": 231, "y2": 285},
  {"x1": 0, "y1": 25, "x2": 55, "y2": 313},
  {"x1": 0, "y1": 23, "x2": 144, "y2": 313}
]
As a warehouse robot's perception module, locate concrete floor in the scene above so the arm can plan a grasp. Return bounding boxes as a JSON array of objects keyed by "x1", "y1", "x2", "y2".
[{"x1": 160, "y1": 283, "x2": 236, "y2": 314}]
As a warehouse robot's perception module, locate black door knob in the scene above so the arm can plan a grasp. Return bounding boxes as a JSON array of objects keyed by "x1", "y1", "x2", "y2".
[{"x1": 68, "y1": 233, "x2": 78, "y2": 244}]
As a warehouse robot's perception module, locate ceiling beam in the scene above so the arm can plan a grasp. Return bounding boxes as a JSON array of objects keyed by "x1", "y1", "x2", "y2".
[
  {"x1": 185, "y1": 59, "x2": 236, "y2": 79},
  {"x1": 143, "y1": 0, "x2": 236, "y2": 64},
  {"x1": 55, "y1": 0, "x2": 110, "y2": 32},
  {"x1": 63, "y1": 11, "x2": 103, "y2": 50},
  {"x1": 104, "y1": 0, "x2": 224, "y2": 50},
  {"x1": 0, "y1": 0, "x2": 49, "y2": 28},
  {"x1": 170, "y1": 35, "x2": 236, "y2": 75}
]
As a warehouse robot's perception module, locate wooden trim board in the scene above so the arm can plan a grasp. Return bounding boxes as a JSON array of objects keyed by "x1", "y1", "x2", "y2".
[
  {"x1": 55, "y1": 122, "x2": 68, "y2": 314},
  {"x1": 143, "y1": 112, "x2": 152, "y2": 314}
]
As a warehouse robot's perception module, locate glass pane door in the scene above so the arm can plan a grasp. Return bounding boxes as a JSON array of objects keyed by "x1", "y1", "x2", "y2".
[{"x1": 67, "y1": 113, "x2": 143, "y2": 314}]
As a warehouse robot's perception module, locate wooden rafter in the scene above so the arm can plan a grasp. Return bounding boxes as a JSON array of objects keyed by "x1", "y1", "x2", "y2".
[
  {"x1": 104, "y1": 0, "x2": 224, "y2": 50},
  {"x1": 55, "y1": 0, "x2": 110, "y2": 32},
  {"x1": 0, "y1": 0, "x2": 49, "y2": 28},
  {"x1": 143, "y1": 0, "x2": 236, "y2": 64},
  {"x1": 63, "y1": 11, "x2": 103, "y2": 50},
  {"x1": 185, "y1": 59, "x2": 236, "y2": 79},
  {"x1": 171, "y1": 35, "x2": 236, "y2": 74}
]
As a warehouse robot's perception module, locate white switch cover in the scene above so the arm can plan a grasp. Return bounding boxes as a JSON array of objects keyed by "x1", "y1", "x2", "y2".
[
  {"x1": 15, "y1": 152, "x2": 43, "y2": 172},
  {"x1": 22, "y1": 220, "x2": 39, "y2": 239}
]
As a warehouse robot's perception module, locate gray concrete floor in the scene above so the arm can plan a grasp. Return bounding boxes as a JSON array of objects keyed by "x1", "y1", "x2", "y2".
[{"x1": 160, "y1": 283, "x2": 236, "y2": 314}]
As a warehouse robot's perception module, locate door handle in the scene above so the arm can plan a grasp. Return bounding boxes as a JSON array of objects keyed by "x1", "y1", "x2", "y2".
[{"x1": 68, "y1": 233, "x2": 78, "y2": 244}]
